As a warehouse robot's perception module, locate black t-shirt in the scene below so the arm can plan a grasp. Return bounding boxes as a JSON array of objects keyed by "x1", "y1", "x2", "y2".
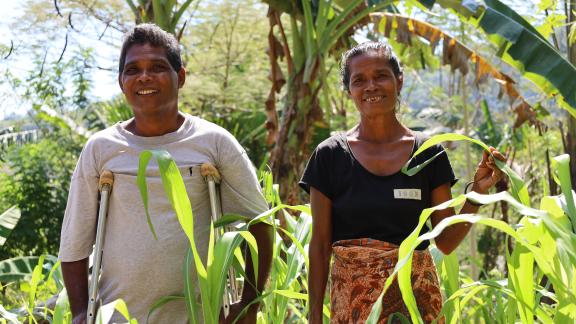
[{"x1": 299, "y1": 131, "x2": 457, "y2": 250}]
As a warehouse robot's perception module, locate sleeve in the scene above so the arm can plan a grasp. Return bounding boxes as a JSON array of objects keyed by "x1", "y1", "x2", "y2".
[
  {"x1": 427, "y1": 144, "x2": 458, "y2": 190},
  {"x1": 299, "y1": 145, "x2": 333, "y2": 199},
  {"x1": 58, "y1": 139, "x2": 100, "y2": 262},
  {"x1": 216, "y1": 131, "x2": 268, "y2": 219}
]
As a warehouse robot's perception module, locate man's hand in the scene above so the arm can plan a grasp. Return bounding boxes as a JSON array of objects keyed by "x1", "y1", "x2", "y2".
[{"x1": 219, "y1": 301, "x2": 258, "y2": 324}]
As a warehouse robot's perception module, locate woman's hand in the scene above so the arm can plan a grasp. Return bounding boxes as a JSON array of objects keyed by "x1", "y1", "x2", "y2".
[{"x1": 472, "y1": 147, "x2": 506, "y2": 194}]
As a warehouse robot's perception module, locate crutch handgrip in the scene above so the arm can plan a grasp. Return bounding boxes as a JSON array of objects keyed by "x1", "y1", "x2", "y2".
[
  {"x1": 200, "y1": 163, "x2": 221, "y2": 183},
  {"x1": 99, "y1": 170, "x2": 114, "y2": 191}
]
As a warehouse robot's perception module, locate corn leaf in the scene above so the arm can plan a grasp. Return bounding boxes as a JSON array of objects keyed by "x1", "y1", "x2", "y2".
[
  {"x1": 53, "y1": 288, "x2": 70, "y2": 324},
  {"x1": 367, "y1": 189, "x2": 551, "y2": 323},
  {"x1": 551, "y1": 154, "x2": 576, "y2": 231},
  {"x1": 27, "y1": 255, "x2": 45, "y2": 309},
  {"x1": 96, "y1": 299, "x2": 137, "y2": 324},
  {"x1": 401, "y1": 133, "x2": 530, "y2": 206},
  {"x1": 146, "y1": 295, "x2": 185, "y2": 324}
]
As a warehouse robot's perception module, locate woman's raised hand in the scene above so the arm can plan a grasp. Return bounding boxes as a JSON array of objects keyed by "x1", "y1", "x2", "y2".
[{"x1": 471, "y1": 147, "x2": 507, "y2": 194}]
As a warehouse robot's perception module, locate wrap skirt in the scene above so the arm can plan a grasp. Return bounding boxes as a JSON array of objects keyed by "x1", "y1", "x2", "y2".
[{"x1": 330, "y1": 239, "x2": 444, "y2": 323}]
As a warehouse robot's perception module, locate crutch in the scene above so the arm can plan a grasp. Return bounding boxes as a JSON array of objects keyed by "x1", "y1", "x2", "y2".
[
  {"x1": 87, "y1": 170, "x2": 114, "y2": 324},
  {"x1": 200, "y1": 163, "x2": 239, "y2": 319}
]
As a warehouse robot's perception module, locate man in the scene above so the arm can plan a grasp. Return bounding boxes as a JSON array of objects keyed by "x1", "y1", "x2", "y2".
[{"x1": 59, "y1": 23, "x2": 272, "y2": 324}]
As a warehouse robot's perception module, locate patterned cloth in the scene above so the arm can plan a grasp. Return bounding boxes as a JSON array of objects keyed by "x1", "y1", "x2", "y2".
[{"x1": 330, "y1": 239, "x2": 444, "y2": 323}]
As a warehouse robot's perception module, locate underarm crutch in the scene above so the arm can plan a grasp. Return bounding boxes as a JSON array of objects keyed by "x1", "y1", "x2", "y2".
[
  {"x1": 87, "y1": 170, "x2": 114, "y2": 324},
  {"x1": 200, "y1": 163, "x2": 239, "y2": 318}
]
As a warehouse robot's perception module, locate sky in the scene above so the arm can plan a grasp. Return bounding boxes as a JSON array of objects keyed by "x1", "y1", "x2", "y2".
[{"x1": 0, "y1": 0, "x2": 121, "y2": 121}]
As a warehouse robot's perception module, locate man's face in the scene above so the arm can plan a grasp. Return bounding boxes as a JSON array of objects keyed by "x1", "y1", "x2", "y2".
[{"x1": 119, "y1": 43, "x2": 185, "y2": 117}]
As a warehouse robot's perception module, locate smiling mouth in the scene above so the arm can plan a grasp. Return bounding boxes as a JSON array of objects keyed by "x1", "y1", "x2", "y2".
[
  {"x1": 363, "y1": 96, "x2": 385, "y2": 103},
  {"x1": 137, "y1": 89, "x2": 159, "y2": 95}
]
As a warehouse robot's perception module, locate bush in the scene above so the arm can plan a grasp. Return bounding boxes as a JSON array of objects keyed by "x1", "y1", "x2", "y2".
[{"x1": 0, "y1": 136, "x2": 81, "y2": 260}]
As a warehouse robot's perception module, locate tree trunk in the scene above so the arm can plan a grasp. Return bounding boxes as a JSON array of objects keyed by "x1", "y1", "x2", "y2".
[{"x1": 270, "y1": 66, "x2": 322, "y2": 204}]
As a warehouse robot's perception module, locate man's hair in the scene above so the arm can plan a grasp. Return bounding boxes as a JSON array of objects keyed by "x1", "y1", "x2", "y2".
[
  {"x1": 340, "y1": 42, "x2": 403, "y2": 93},
  {"x1": 118, "y1": 23, "x2": 182, "y2": 74}
]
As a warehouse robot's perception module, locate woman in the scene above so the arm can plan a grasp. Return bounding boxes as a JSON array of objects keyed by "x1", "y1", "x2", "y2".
[{"x1": 300, "y1": 42, "x2": 505, "y2": 323}]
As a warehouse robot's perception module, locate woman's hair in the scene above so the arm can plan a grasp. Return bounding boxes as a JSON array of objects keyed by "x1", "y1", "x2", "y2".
[
  {"x1": 340, "y1": 42, "x2": 403, "y2": 93},
  {"x1": 118, "y1": 23, "x2": 182, "y2": 74}
]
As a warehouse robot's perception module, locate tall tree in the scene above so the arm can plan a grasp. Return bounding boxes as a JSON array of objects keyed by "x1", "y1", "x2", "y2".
[
  {"x1": 124, "y1": 0, "x2": 198, "y2": 38},
  {"x1": 263, "y1": 0, "x2": 392, "y2": 202}
]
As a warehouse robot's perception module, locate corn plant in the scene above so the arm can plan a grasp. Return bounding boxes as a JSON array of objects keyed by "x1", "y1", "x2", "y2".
[
  {"x1": 366, "y1": 134, "x2": 576, "y2": 324},
  {"x1": 137, "y1": 150, "x2": 260, "y2": 324},
  {"x1": 0, "y1": 255, "x2": 68, "y2": 324}
]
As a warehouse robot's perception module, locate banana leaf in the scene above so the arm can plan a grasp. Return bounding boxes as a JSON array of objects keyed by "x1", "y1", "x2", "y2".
[
  {"x1": 419, "y1": 0, "x2": 576, "y2": 118},
  {"x1": 0, "y1": 206, "x2": 21, "y2": 246},
  {"x1": 0, "y1": 255, "x2": 58, "y2": 283}
]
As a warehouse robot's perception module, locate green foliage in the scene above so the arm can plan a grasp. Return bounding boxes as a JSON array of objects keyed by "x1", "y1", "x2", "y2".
[
  {"x1": 125, "y1": 0, "x2": 197, "y2": 36},
  {"x1": 0, "y1": 255, "x2": 59, "y2": 283},
  {"x1": 422, "y1": 0, "x2": 576, "y2": 117},
  {"x1": 137, "y1": 150, "x2": 260, "y2": 324},
  {"x1": 0, "y1": 137, "x2": 81, "y2": 260},
  {"x1": 0, "y1": 255, "x2": 65, "y2": 324},
  {"x1": 367, "y1": 134, "x2": 576, "y2": 323}
]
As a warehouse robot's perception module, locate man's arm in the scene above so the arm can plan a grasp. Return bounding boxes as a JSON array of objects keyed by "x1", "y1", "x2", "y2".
[
  {"x1": 215, "y1": 130, "x2": 274, "y2": 323},
  {"x1": 228, "y1": 222, "x2": 273, "y2": 323},
  {"x1": 62, "y1": 258, "x2": 89, "y2": 324}
]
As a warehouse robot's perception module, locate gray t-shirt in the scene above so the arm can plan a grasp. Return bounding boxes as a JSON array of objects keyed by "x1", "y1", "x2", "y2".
[{"x1": 59, "y1": 113, "x2": 268, "y2": 323}]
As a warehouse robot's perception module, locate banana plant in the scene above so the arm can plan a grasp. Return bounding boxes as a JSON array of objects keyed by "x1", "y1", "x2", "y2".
[
  {"x1": 416, "y1": 0, "x2": 576, "y2": 118},
  {"x1": 371, "y1": 12, "x2": 543, "y2": 130},
  {"x1": 124, "y1": 0, "x2": 197, "y2": 38},
  {"x1": 0, "y1": 206, "x2": 21, "y2": 246},
  {"x1": 262, "y1": 0, "x2": 394, "y2": 201}
]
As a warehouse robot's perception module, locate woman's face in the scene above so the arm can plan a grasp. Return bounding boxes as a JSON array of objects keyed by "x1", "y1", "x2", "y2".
[{"x1": 347, "y1": 52, "x2": 403, "y2": 117}]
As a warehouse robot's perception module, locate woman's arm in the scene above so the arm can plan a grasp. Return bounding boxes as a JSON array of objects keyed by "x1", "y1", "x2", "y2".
[
  {"x1": 431, "y1": 147, "x2": 505, "y2": 255},
  {"x1": 308, "y1": 187, "x2": 333, "y2": 323},
  {"x1": 430, "y1": 184, "x2": 482, "y2": 255}
]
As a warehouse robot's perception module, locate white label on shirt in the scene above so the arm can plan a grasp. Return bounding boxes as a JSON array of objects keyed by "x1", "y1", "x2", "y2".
[{"x1": 394, "y1": 189, "x2": 422, "y2": 200}]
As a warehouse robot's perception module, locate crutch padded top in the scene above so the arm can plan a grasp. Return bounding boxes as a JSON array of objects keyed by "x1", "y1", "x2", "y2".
[
  {"x1": 200, "y1": 163, "x2": 221, "y2": 183},
  {"x1": 99, "y1": 170, "x2": 114, "y2": 191}
]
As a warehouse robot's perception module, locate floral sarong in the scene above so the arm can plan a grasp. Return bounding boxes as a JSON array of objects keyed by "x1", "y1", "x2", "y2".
[{"x1": 330, "y1": 239, "x2": 443, "y2": 323}]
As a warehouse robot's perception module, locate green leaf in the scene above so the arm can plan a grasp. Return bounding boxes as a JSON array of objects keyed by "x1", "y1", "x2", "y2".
[
  {"x1": 28, "y1": 255, "x2": 45, "y2": 309},
  {"x1": 401, "y1": 133, "x2": 530, "y2": 206},
  {"x1": 0, "y1": 206, "x2": 21, "y2": 246},
  {"x1": 183, "y1": 249, "x2": 200, "y2": 324},
  {"x1": 272, "y1": 289, "x2": 307, "y2": 299},
  {"x1": 96, "y1": 299, "x2": 136, "y2": 324},
  {"x1": 552, "y1": 154, "x2": 576, "y2": 232},
  {"x1": 146, "y1": 295, "x2": 185, "y2": 324},
  {"x1": 0, "y1": 255, "x2": 57, "y2": 282},
  {"x1": 53, "y1": 288, "x2": 70, "y2": 324},
  {"x1": 367, "y1": 189, "x2": 552, "y2": 323}
]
